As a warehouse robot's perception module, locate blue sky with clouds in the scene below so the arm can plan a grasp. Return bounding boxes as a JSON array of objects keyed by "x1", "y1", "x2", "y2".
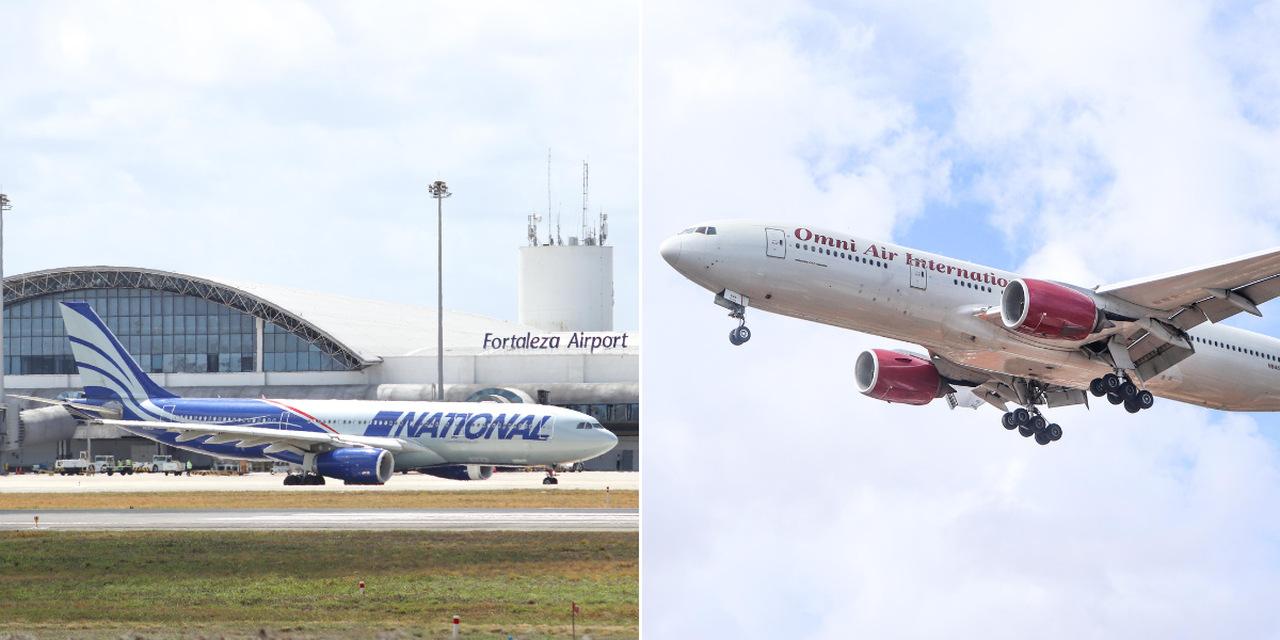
[{"x1": 644, "y1": 0, "x2": 1280, "y2": 637}]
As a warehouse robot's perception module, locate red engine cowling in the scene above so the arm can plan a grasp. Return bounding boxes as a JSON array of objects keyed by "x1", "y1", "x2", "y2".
[
  {"x1": 1000, "y1": 278, "x2": 1100, "y2": 340},
  {"x1": 854, "y1": 349, "x2": 943, "y2": 405}
]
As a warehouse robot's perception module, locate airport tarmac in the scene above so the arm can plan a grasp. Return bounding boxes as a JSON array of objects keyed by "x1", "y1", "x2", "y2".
[
  {"x1": 0, "y1": 508, "x2": 638, "y2": 531},
  {"x1": 0, "y1": 470, "x2": 636, "y2": 493}
]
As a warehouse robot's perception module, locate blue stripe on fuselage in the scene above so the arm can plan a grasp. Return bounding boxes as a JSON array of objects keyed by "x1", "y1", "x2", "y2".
[{"x1": 161, "y1": 398, "x2": 328, "y2": 433}]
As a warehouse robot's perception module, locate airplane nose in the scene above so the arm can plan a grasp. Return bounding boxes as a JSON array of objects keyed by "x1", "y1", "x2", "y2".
[
  {"x1": 595, "y1": 428, "x2": 619, "y2": 457},
  {"x1": 659, "y1": 235, "x2": 682, "y2": 268}
]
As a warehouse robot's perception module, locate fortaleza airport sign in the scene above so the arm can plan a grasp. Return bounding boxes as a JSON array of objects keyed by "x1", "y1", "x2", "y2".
[{"x1": 482, "y1": 331, "x2": 631, "y2": 353}]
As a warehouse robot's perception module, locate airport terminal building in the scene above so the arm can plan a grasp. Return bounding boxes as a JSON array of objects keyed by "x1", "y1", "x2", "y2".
[{"x1": 0, "y1": 264, "x2": 638, "y2": 471}]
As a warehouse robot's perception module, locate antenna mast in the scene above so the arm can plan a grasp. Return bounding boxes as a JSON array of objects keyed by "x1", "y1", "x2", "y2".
[
  {"x1": 546, "y1": 149, "x2": 553, "y2": 245},
  {"x1": 581, "y1": 161, "x2": 589, "y2": 245}
]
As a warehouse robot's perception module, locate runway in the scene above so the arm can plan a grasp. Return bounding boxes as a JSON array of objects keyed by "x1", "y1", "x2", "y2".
[
  {"x1": 0, "y1": 470, "x2": 637, "y2": 493},
  {"x1": 0, "y1": 508, "x2": 638, "y2": 532}
]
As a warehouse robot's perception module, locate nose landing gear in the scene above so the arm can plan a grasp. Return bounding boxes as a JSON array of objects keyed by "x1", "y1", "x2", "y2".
[{"x1": 717, "y1": 289, "x2": 751, "y2": 346}]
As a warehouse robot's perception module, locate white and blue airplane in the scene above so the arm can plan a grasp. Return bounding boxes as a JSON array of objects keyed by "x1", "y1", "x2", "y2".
[
  {"x1": 662, "y1": 221, "x2": 1280, "y2": 446},
  {"x1": 26, "y1": 301, "x2": 617, "y2": 485}
]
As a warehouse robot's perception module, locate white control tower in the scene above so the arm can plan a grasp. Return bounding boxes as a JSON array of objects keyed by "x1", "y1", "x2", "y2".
[{"x1": 518, "y1": 162, "x2": 614, "y2": 332}]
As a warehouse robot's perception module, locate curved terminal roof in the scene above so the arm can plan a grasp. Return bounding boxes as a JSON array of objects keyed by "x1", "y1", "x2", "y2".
[{"x1": 3, "y1": 266, "x2": 543, "y2": 369}]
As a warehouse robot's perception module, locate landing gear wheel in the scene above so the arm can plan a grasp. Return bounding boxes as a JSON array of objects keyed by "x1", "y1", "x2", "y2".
[
  {"x1": 283, "y1": 474, "x2": 300, "y2": 486},
  {"x1": 1001, "y1": 412, "x2": 1017, "y2": 430},
  {"x1": 1137, "y1": 390, "x2": 1154, "y2": 410},
  {"x1": 1047, "y1": 423, "x2": 1063, "y2": 441},
  {"x1": 305, "y1": 474, "x2": 325, "y2": 486},
  {"x1": 542, "y1": 476, "x2": 559, "y2": 485},
  {"x1": 1120, "y1": 381, "x2": 1138, "y2": 399},
  {"x1": 1012, "y1": 408, "x2": 1030, "y2": 425},
  {"x1": 1124, "y1": 397, "x2": 1142, "y2": 414},
  {"x1": 729, "y1": 325, "x2": 751, "y2": 345},
  {"x1": 1018, "y1": 425, "x2": 1034, "y2": 438},
  {"x1": 1035, "y1": 432, "x2": 1051, "y2": 445},
  {"x1": 1089, "y1": 378, "x2": 1107, "y2": 397},
  {"x1": 1107, "y1": 392, "x2": 1123, "y2": 405},
  {"x1": 1102, "y1": 373, "x2": 1122, "y2": 393},
  {"x1": 1028, "y1": 415, "x2": 1046, "y2": 431}
]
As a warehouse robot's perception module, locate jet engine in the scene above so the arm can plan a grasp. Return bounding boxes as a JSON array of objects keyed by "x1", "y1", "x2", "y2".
[
  {"x1": 421, "y1": 464, "x2": 496, "y2": 481},
  {"x1": 315, "y1": 448, "x2": 394, "y2": 485},
  {"x1": 854, "y1": 349, "x2": 943, "y2": 405},
  {"x1": 1000, "y1": 278, "x2": 1100, "y2": 340}
]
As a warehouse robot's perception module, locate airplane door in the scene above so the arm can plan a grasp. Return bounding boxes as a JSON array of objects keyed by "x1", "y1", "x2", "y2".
[
  {"x1": 910, "y1": 264, "x2": 927, "y2": 290},
  {"x1": 765, "y1": 228, "x2": 786, "y2": 258}
]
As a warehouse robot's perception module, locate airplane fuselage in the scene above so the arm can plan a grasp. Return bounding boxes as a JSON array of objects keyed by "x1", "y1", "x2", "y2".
[
  {"x1": 109, "y1": 397, "x2": 616, "y2": 468},
  {"x1": 661, "y1": 221, "x2": 1280, "y2": 411}
]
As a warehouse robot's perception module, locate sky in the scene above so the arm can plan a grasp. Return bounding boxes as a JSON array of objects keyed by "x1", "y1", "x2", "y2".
[
  {"x1": 0, "y1": 1, "x2": 639, "y2": 330},
  {"x1": 643, "y1": 0, "x2": 1280, "y2": 637}
]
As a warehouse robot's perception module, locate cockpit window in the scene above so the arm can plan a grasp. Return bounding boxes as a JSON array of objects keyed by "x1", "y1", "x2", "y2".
[
  {"x1": 705, "y1": 226, "x2": 716, "y2": 235},
  {"x1": 680, "y1": 227, "x2": 695, "y2": 234},
  {"x1": 695, "y1": 226, "x2": 706, "y2": 234}
]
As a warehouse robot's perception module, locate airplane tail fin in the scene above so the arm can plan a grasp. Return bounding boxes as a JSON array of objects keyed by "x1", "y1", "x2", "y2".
[{"x1": 57, "y1": 301, "x2": 178, "y2": 404}]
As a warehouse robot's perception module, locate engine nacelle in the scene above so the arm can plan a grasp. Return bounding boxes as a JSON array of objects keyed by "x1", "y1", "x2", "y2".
[
  {"x1": 854, "y1": 349, "x2": 943, "y2": 405},
  {"x1": 421, "y1": 464, "x2": 496, "y2": 481},
  {"x1": 1000, "y1": 278, "x2": 1100, "y2": 340},
  {"x1": 315, "y1": 448, "x2": 394, "y2": 485}
]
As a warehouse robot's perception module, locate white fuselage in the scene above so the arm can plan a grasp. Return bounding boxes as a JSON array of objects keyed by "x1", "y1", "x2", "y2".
[
  {"x1": 661, "y1": 221, "x2": 1280, "y2": 411},
  {"x1": 116, "y1": 397, "x2": 618, "y2": 468}
]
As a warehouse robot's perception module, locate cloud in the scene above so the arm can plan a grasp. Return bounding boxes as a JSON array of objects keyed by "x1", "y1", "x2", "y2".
[
  {"x1": 643, "y1": 0, "x2": 1280, "y2": 636},
  {"x1": 0, "y1": 1, "x2": 639, "y2": 328}
]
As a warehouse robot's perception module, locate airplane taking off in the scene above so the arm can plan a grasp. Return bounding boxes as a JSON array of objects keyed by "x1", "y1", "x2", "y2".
[
  {"x1": 27, "y1": 302, "x2": 617, "y2": 484},
  {"x1": 661, "y1": 221, "x2": 1280, "y2": 445}
]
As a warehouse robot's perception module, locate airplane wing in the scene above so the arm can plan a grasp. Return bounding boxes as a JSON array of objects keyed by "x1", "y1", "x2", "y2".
[
  {"x1": 92, "y1": 419, "x2": 407, "y2": 454},
  {"x1": 1097, "y1": 246, "x2": 1280, "y2": 328},
  {"x1": 7, "y1": 393, "x2": 120, "y2": 417}
]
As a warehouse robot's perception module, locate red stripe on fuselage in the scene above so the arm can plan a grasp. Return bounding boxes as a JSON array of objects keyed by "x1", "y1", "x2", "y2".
[{"x1": 263, "y1": 398, "x2": 338, "y2": 433}]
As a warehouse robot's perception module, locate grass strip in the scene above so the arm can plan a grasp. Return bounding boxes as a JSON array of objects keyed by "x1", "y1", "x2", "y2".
[
  {"x1": 0, "y1": 530, "x2": 636, "y2": 639},
  {"x1": 0, "y1": 489, "x2": 637, "y2": 511}
]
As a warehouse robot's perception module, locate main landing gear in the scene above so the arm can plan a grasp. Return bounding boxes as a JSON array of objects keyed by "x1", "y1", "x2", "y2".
[
  {"x1": 1088, "y1": 372, "x2": 1154, "y2": 414},
  {"x1": 543, "y1": 467, "x2": 559, "y2": 486},
  {"x1": 283, "y1": 472, "x2": 325, "y2": 486},
  {"x1": 1000, "y1": 407, "x2": 1063, "y2": 446}
]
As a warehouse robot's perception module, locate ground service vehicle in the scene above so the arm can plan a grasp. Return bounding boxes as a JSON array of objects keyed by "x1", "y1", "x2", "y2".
[{"x1": 54, "y1": 452, "x2": 91, "y2": 475}]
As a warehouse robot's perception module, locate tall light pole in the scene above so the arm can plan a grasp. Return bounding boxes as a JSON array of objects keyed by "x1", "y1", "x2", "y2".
[
  {"x1": 0, "y1": 192, "x2": 10, "y2": 458},
  {"x1": 428, "y1": 180, "x2": 451, "y2": 401}
]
